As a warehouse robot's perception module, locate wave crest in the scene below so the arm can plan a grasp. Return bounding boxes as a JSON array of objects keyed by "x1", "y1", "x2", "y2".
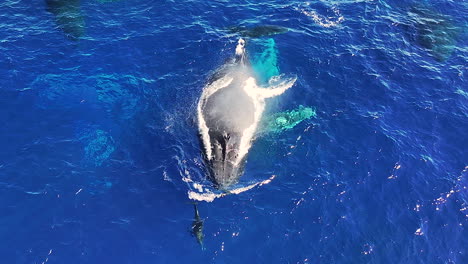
[{"x1": 298, "y1": 3, "x2": 345, "y2": 28}]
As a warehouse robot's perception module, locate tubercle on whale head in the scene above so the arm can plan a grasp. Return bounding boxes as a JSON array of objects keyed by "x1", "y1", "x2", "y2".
[
  {"x1": 200, "y1": 130, "x2": 248, "y2": 189},
  {"x1": 208, "y1": 152, "x2": 247, "y2": 189}
]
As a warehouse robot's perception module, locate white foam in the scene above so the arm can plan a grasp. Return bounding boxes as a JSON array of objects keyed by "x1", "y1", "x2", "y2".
[
  {"x1": 193, "y1": 182, "x2": 204, "y2": 192},
  {"x1": 236, "y1": 76, "x2": 296, "y2": 165},
  {"x1": 188, "y1": 190, "x2": 224, "y2": 202},
  {"x1": 300, "y1": 5, "x2": 344, "y2": 28},
  {"x1": 188, "y1": 175, "x2": 277, "y2": 202}
]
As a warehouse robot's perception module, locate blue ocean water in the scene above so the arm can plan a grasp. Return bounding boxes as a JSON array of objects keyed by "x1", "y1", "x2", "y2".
[{"x1": 1, "y1": 0, "x2": 467, "y2": 263}]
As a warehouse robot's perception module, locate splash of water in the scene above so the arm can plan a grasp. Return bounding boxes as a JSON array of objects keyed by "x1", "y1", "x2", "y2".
[
  {"x1": 298, "y1": 3, "x2": 345, "y2": 28},
  {"x1": 187, "y1": 175, "x2": 277, "y2": 202}
]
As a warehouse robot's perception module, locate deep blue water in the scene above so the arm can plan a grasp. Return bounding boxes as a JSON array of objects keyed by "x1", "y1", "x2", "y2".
[{"x1": 1, "y1": 0, "x2": 467, "y2": 263}]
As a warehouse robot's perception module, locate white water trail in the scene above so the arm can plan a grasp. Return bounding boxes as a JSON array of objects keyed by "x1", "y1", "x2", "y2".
[
  {"x1": 188, "y1": 175, "x2": 277, "y2": 202},
  {"x1": 236, "y1": 76, "x2": 296, "y2": 165}
]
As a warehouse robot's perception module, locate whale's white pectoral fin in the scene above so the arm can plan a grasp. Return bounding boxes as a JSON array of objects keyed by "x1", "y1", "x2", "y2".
[
  {"x1": 261, "y1": 76, "x2": 297, "y2": 99},
  {"x1": 243, "y1": 76, "x2": 297, "y2": 100},
  {"x1": 257, "y1": 86, "x2": 289, "y2": 98},
  {"x1": 244, "y1": 76, "x2": 297, "y2": 99}
]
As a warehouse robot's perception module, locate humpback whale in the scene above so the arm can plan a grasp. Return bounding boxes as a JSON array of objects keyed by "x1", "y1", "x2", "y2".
[
  {"x1": 197, "y1": 39, "x2": 296, "y2": 188},
  {"x1": 191, "y1": 204, "x2": 205, "y2": 250}
]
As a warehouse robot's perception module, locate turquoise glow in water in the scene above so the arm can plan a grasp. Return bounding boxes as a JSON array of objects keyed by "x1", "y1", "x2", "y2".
[{"x1": 251, "y1": 38, "x2": 280, "y2": 85}]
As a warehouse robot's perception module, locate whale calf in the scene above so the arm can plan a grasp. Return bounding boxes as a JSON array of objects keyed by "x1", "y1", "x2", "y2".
[
  {"x1": 197, "y1": 39, "x2": 296, "y2": 188},
  {"x1": 191, "y1": 204, "x2": 205, "y2": 250}
]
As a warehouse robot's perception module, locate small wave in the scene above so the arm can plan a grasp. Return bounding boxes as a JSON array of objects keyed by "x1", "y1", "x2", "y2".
[
  {"x1": 188, "y1": 175, "x2": 276, "y2": 202},
  {"x1": 298, "y1": 4, "x2": 344, "y2": 28}
]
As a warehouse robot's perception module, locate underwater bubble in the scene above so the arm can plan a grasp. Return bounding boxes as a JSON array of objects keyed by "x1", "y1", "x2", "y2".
[
  {"x1": 408, "y1": 5, "x2": 461, "y2": 61},
  {"x1": 89, "y1": 74, "x2": 141, "y2": 120},
  {"x1": 32, "y1": 74, "x2": 98, "y2": 109},
  {"x1": 77, "y1": 128, "x2": 115, "y2": 167},
  {"x1": 31, "y1": 73, "x2": 151, "y2": 120}
]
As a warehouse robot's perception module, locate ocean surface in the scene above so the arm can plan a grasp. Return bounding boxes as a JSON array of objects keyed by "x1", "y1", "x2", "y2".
[{"x1": 0, "y1": 0, "x2": 467, "y2": 263}]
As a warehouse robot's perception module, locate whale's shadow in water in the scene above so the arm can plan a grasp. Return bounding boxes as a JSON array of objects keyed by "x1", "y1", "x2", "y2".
[
  {"x1": 45, "y1": 0, "x2": 85, "y2": 40},
  {"x1": 405, "y1": 5, "x2": 462, "y2": 62}
]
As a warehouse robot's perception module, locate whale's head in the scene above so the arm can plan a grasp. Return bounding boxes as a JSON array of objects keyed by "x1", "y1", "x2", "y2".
[
  {"x1": 206, "y1": 130, "x2": 246, "y2": 189},
  {"x1": 198, "y1": 73, "x2": 257, "y2": 189}
]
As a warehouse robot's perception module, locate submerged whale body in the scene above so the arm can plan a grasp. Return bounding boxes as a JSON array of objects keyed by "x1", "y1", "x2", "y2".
[
  {"x1": 407, "y1": 5, "x2": 460, "y2": 61},
  {"x1": 228, "y1": 25, "x2": 288, "y2": 38},
  {"x1": 198, "y1": 39, "x2": 296, "y2": 188},
  {"x1": 46, "y1": 0, "x2": 85, "y2": 40}
]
